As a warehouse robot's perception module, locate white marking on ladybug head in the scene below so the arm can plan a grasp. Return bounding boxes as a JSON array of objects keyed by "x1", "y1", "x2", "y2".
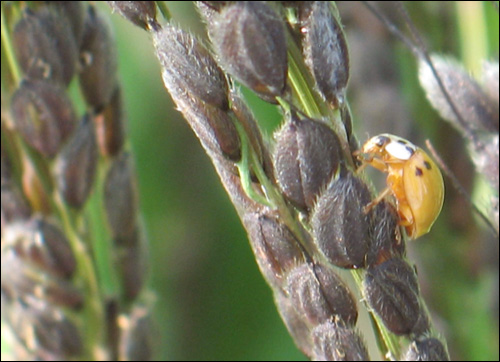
[{"x1": 362, "y1": 134, "x2": 391, "y2": 153}]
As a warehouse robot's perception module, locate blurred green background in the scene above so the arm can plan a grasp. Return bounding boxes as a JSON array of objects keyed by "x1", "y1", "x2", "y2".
[{"x1": 2, "y1": 1, "x2": 498, "y2": 361}]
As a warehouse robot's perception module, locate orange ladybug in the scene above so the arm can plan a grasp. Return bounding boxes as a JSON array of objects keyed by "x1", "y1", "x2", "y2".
[{"x1": 359, "y1": 134, "x2": 444, "y2": 239}]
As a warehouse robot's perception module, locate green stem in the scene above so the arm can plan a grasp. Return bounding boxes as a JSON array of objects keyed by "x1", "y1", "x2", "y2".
[
  {"x1": 54, "y1": 192, "x2": 107, "y2": 360},
  {"x1": 87, "y1": 159, "x2": 120, "y2": 298},
  {"x1": 1, "y1": 5, "x2": 22, "y2": 85},
  {"x1": 156, "y1": 1, "x2": 171, "y2": 22},
  {"x1": 456, "y1": 1, "x2": 487, "y2": 77},
  {"x1": 286, "y1": 36, "x2": 324, "y2": 118},
  {"x1": 234, "y1": 120, "x2": 273, "y2": 208}
]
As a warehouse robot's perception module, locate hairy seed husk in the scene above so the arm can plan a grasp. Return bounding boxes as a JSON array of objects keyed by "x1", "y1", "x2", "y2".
[
  {"x1": 301, "y1": 1, "x2": 350, "y2": 106},
  {"x1": 364, "y1": 258, "x2": 421, "y2": 335},
  {"x1": 274, "y1": 293, "x2": 314, "y2": 357},
  {"x1": 311, "y1": 321, "x2": 369, "y2": 361},
  {"x1": 274, "y1": 114, "x2": 342, "y2": 210},
  {"x1": 286, "y1": 263, "x2": 358, "y2": 326},
  {"x1": 311, "y1": 171, "x2": 371, "y2": 268},
  {"x1": 207, "y1": 1, "x2": 288, "y2": 101},
  {"x1": 245, "y1": 212, "x2": 305, "y2": 288},
  {"x1": 153, "y1": 25, "x2": 230, "y2": 110},
  {"x1": 366, "y1": 201, "x2": 405, "y2": 267},
  {"x1": 403, "y1": 338, "x2": 450, "y2": 361}
]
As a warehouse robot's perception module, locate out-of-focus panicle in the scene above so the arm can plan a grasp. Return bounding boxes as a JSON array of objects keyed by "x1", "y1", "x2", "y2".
[
  {"x1": 117, "y1": 301, "x2": 154, "y2": 361},
  {"x1": 95, "y1": 88, "x2": 125, "y2": 157},
  {"x1": 1, "y1": 139, "x2": 12, "y2": 184},
  {"x1": 482, "y1": 61, "x2": 499, "y2": 108},
  {"x1": 46, "y1": 2, "x2": 86, "y2": 47},
  {"x1": 1, "y1": 183, "x2": 32, "y2": 231},
  {"x1": 55, "y1": 115, "x2": 98, "y2": 208},
  {"x1": 3, "y1": 217, "x2": 76, "y2": 279},
  {"x1": 1, "y1": 217, "x2": 83, "y2": 360},
  {"x1": 419, "y1": 56, "x2": 498, "y2": 134},
  {"x1": 2, "y1": 249, "x2": 83, "y2": 310},
  {"x1": 10, "y1": 79, "x2": 77, "y2": 158},
  {"x1": 1, "y1": 218, "x2": 83, "y2": 309},
  {"x1": 104, "y1": 153, "x2": 146, "y2": 300},
  {"x1": 2, "y1": 295, "x2": 82, "y2": 360},
  {"x1": 104, "y1": 153, "x2": 138, "y2": 240},
  {"x1": 419, "y1": 55, "x2": 499, "y2": 234},
  {"x1": 107, "y1": 1, "x2": 157, "y2": 31},
  {"x1": 473, "y1": 133, "x2": 499, "y2": 192},
  {"x1": 79, "y1": 5, "x2": 118, "y2": 110},
  {"x1": 13, "y1": 8, "x2": 78, "y2": 87},
  {"x1": 2, "y1": 1, "x2": 151, "y2": 360}
]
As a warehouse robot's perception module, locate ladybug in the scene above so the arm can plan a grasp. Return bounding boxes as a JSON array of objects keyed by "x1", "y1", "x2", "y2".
[{"x1": 358, "y1": 134, "x2": 444, "y2": 239}]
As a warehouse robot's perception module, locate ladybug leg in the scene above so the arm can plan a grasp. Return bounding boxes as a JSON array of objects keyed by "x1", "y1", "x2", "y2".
[
  {"x1": 397, "y1": 203, "x2": 416, "y2": 238},
  {"x1": 356, "y1": 162, "x2": 369, "y2": 172},
  {"x1": 397, "y1": 203, "x2": 414, "y2": 227},
  {"x1": 367, "y1": 157, "x2": 389, "y2": 172},
  {"x1": 363, "y1": 187, "x2": 392, "y2": 214},
  {"x1": 356, "y1": 155, "x2": 388, "y2": 173}
]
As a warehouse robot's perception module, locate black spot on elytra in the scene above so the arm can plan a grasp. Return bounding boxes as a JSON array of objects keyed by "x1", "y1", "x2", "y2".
[
  {"x1": 424, "y1": 161, "x2": 432, "y2": 170},
  {"x1": 406, "y1": 146, "x2": 415, "y2": 155},
  {"x1": 415, "y1": 167, "x2": 424, "y2": 176},
  {"x1": 397, "y1": 139, "x2": 407, "y2": 145}
]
